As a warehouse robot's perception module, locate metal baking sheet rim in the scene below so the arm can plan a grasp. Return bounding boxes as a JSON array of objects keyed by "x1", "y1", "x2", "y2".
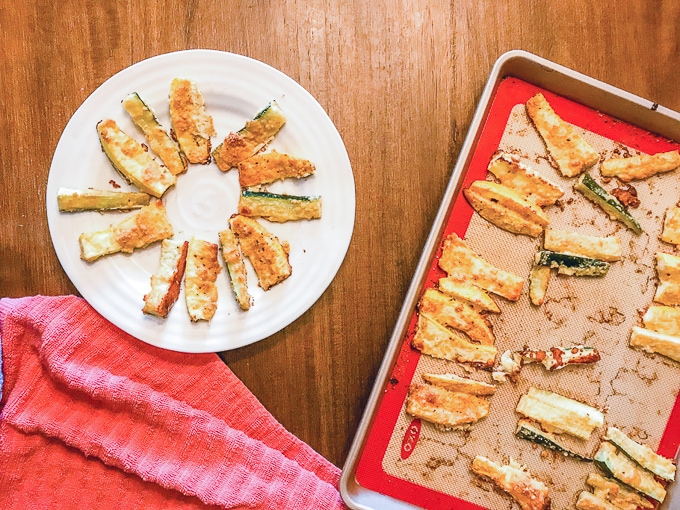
[{"x1": 340, "y1": 49, "x2": 680, "y2": 510}]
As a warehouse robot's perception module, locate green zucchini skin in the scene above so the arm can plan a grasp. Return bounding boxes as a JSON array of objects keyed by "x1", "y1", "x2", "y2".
[
  {"x1": 534, "y1": 250, "x2": 610, "y2": 276},
  {"x1": 574, "y1": 173, "x2": 642, "y2": 234},
  {"x1": 122, "y1": 92, "x2": 188, "y2": 176},
  {"x1": 515, "y1": 420, "x2": 592, "y2": 461},
  {"x1": 238, "y1": 190, "x2": 322, "y2": 222},
  {"x1": 246, "y1": 102, "x2": 278, "y2": 127},
  {"x1": 594, "y1": 442, "x2": 667, "y2": 502},
  {"x1": 605, "y1": 427, "x2": 677, "y2": 481},
  {"x1": 242, "y1": 190, "x2": 319, "y2": 202}
]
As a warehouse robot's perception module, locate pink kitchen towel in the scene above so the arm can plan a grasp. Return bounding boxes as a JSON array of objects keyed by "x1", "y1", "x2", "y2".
[{"x1": 0, "y1": 295, "x2": 347, "y2": 509}]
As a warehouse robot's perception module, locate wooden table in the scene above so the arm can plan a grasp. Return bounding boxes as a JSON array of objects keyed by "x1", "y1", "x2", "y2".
[{"x1": 2, "y1": 1, "x2": 679, "y2": 471}]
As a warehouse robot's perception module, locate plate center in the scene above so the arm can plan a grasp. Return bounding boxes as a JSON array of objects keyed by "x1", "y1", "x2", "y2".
[{"x1": 164, "y1": 164, "x2": 239, "y2": 240}]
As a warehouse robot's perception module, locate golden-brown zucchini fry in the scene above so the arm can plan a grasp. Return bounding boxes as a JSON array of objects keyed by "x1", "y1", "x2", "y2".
[
  {"x1": 600, "y1": 150, "x2": 680, "y2": 182},
  {"x1": 169, "y1": 78, "x2": 215, "y2": 164},
  {"x1": 526, "y1": 92, "x2": 599, "y2": 177},
  {"x1": 78, "y1": 200, "x2": 173, "y2": 261}
]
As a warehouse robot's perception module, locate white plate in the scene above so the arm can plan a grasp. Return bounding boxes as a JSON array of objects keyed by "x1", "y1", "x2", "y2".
[{"x1": 46, "y1": 50, "x2": 355, "y2": 353}]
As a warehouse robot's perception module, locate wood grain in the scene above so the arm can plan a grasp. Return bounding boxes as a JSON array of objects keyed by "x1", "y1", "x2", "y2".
[{"x1": 1, "y1": 1, "x2": 679, "y2": 468}]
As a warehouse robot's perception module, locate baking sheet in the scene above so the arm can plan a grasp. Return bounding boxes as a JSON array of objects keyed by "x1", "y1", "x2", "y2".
[{"x1": 341, "y1": 51, "x2": 680, "y2": 510}]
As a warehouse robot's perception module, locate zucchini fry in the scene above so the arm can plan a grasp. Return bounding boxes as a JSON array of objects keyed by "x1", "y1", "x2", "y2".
[
  {"x1": 515, "y1": 420, "x2": 592, "y2": 461},
  {"x1": 218, "y1": 227, "x2": 252, "y2": 311},
  {"x1": 525, "y1": 92, "x2": 599, "y2": 177},
  {"x1": 411, "y1": 312, "x2": 497, "y2": 367},
  {"x1": 487, "y1": 152, "x2": 564, "y2": 206},
  {"x1": 57, "y1": 187, "x2": 152, "y2": 212},
  {"x1": 78, "y1": 200, "x2": 173, "y2": 262},
  {"x1": 463, "y1": 180, "x2": 550, "y2": 237},
  {"x1": 660, "y1": 206, "x2": 680, "y2": 245},
  {"x1": 406, "y1": 382, "x2": 490, "y2": 429},
  {"x1": 96, "y1": 119, "x2": 176, "y2": 198},
  {"x1": 543, "y1": 229, "x2": 622, "y2": 262},
  {"x1": 418, "y1": 288, "x2": 495, "y2": 345},
  {"x1": 629, "y1": 326, "x2": 680, "y2": 363},
  {"x1": 605, "y1": 426, "x2": 676, "y2": 481},
  {"x1": 123, "y1": 92, "x2": 188, "y2": 175},
  {"x1": 471, "y1": 456, "x2": 551, "y2": 510},
  {"x1": 213, "y1": 101, "x2": 286, "y2": 171},
  {"x1": 654, "y1": 252, "x2": 680, "y2": 305},
  {"x1": 574, "y1": 173, "x2": 642, "y2": 234},
  {"x1": 600, "y1": 149, "x2": 680, "y2": 182},
  {"x1": 515, "y1": 387, "x2": 604, "y2": 440},
  {"x1": 229, "y1": 214, "x2": 291, "y2": 290},
  {"x1": 529, "y1": 264, "x2": 551, "y2": 306},
  {"x1": 438, "y1": 233, "x2": 524, "y2": 301},
  {"x1": 169, "y1": 78, "x2": 215, "y2": 164},
  {"x1": 237, "y1": 150, "x2": 315, "y2": 187},
  {"x1": 238, "y1": 190, "x2": 321, "y2": 222},
  {"x1": 421, "y1": 373, "x2": 496, "y2": 396},
  {"x1": 437, "y1": 278, "x2": 500, "y2": 313},
  {"x1": 184, "y1": 238, "x2": 221, "y2": 322},
  {"x1": 143, "y1": 239, "x2": 189, "y2": 318},
  {"x1": 585, "y1": 472, "x2": 654, "y2": 510},
  {"x1": 593, "y1": 442, "x2": 666, "y2": 502},
  {"x1": 575, "y1": 491, "x2": 619, "y2": 510},
  {"x1": 642, "y1": 305, "x2": 680, "y2": 337},
  {"x1": 534, "y1": 250, "x2": 610, "y2": 277}
]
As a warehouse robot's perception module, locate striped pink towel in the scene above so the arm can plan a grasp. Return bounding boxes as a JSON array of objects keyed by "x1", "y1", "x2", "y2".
[{"x1": 0, "y1": 295, "x2": 346, "y2": 509}]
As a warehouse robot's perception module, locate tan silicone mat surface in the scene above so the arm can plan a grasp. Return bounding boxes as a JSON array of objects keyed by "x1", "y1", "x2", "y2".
[{"x1": 380, "y1": 104, "x2": 680, "y2": 509}]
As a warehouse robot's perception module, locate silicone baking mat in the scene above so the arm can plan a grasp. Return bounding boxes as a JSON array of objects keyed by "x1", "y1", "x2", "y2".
[{"x1": 354, "y1": 77, "x2": 680, "y2": 509}]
